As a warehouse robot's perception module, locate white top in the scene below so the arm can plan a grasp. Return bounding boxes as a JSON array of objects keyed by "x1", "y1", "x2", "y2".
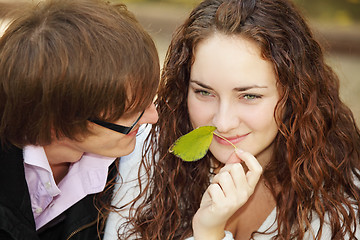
[
  {"x1": 104, "y1": 125, "x2": 360, "y2": 239},
  {"x1": 104, "y1": 125, "x2": 151, "y2": 240}
]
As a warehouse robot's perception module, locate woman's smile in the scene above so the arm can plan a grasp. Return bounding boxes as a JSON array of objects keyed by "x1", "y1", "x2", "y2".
[{"x1": 213, "y1": 132, "x2": 250, "y2": 145}]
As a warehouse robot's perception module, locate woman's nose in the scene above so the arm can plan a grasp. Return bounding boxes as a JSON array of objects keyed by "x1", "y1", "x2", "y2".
[{"x1": 212, "y1": 104, "x2": 239, "y2": 133}]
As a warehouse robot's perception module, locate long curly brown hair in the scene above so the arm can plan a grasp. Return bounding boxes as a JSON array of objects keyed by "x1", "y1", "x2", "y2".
[{"x1": 123, "y1": 0, "x2": 360, "y2": 239}]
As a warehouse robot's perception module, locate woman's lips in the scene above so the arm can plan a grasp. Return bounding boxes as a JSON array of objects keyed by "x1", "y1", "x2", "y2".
[{"x1": 213, "y1": 133, "x2": 249, "y2": 145}]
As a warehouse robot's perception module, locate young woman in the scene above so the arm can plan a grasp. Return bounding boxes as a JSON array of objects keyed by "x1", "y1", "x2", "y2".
[
  {"x1": 0, "y1": 0, "x2": 159, "y2": 239},
  {"x1": 105, "y1": 0, "x2": 360, "y2": 239}
]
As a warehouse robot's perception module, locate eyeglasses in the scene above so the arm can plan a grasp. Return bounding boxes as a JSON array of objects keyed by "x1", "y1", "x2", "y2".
[{"x1": 89, "y1": 110, "x2": 144, "y2": 135}]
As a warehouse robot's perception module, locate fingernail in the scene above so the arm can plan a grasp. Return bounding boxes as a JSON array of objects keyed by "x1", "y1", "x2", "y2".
[{"x1": 235, "y1": 148, "x2": 244, "y2": 154}]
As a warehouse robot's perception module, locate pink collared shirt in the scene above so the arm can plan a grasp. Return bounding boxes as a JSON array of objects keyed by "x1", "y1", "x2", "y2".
[{"x1": 23, "y1": 145, "x2": 115, "y2": 230}]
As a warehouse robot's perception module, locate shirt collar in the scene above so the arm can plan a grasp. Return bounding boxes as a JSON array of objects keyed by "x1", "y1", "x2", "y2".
[
  {"x1": 23, "y1": 145, "x2": 52, "y2": 172},
  {"x1": 23, "y1": 145, "x2": 116, "y2": 191}
]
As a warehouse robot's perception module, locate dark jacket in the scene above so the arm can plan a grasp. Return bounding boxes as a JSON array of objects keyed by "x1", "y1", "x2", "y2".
[{"x1": 0, "y1": 144, "x2": 115, "y2": 240}]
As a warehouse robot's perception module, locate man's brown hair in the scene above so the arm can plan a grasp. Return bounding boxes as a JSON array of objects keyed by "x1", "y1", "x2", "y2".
[{"x1": 0, "y1": 0, "x2": 159, "y2": 147}]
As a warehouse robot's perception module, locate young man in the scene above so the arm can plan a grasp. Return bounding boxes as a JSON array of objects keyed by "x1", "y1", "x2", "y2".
[{"x1": 0, "y1": 0, "x2": 159, "y2": 239}]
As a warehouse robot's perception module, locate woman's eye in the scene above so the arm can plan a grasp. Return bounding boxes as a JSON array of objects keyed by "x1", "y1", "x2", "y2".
[
  {"x1": 243, "y1": 94, "x2": 261, "y2": 100},
  {"x1": 195, "y1": 89, "x2": 212, "y2": 96}
]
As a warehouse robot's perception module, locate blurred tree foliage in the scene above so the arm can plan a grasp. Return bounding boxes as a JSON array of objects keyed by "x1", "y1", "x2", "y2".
[
  {"x1": 117, "y1": 0, "x2": 360, "y2": 24},
  {"x1": 294, "y1": 0, "x2": 360, "y2": 25},
  {"x1": 114, "y1": 0, "x2": 200, "y2": 5}
]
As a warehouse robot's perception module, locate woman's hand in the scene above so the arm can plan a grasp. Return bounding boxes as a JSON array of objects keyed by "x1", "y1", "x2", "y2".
[{"x1": 192, "y1": 149, "x2": 263, "y2": 240}]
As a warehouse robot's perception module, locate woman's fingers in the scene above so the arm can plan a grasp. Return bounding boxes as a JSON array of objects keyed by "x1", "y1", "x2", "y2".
[
  {"x1": 214, "y1": 150, "x2": 262, "y2": 197},
  {"x1": 234, "y1": 149, "x2": 263, "y2": 188},
  {"x1": 211, "y1": 170, "x2": 238, "y2": 198},
  {"x1": 226, "y1": 149, "x2": 244, "y2": 164},
  {"x1": 204, "y1": 182, "x2": 225, "y2": 205},
  {"x1": 193, "y1": 150, "x2": 263, "y2": 239}
]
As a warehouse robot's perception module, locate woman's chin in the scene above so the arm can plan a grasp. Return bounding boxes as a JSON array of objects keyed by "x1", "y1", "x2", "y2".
[{"x1": 209, "y1": 147, "x2": 234, "y2": 165}]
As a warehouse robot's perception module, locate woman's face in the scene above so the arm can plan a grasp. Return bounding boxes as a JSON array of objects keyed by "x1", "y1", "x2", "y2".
[{"x1": 187, "y1": 33, "x2": 279, "y2": 165}]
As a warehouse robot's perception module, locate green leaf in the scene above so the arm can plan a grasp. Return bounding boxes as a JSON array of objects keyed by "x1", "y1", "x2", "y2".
[{"x1": 169, "y1": 126, "x2": 216, "y2": 162}]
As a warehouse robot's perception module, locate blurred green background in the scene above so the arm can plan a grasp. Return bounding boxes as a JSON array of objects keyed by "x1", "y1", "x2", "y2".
[
  {"x1": 295, "y1": 0, "x2": 360, "y2": 24},
  {"x1": 115, "y1": 0, "x2": 360, "y2": 24},
  {"x1": 113, "y1": 0, "x2": 360, "y2": 125}
]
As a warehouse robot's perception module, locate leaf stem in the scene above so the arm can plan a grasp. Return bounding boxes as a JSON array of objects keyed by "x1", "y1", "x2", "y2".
[{"x1": 212, "y1": 132, "x2": 238, "y2": 150}]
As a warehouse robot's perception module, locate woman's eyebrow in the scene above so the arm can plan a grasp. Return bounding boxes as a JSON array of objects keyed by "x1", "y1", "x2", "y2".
[
  {"x1": 190, "y1": 80, "x2": 267, "y2": 92},
  {"x1": 234, "y1": 85, "x2": 268, "y2": 92},
  {"x1": 190, "y1": 80, "x2": 214, "y2": 90}
]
